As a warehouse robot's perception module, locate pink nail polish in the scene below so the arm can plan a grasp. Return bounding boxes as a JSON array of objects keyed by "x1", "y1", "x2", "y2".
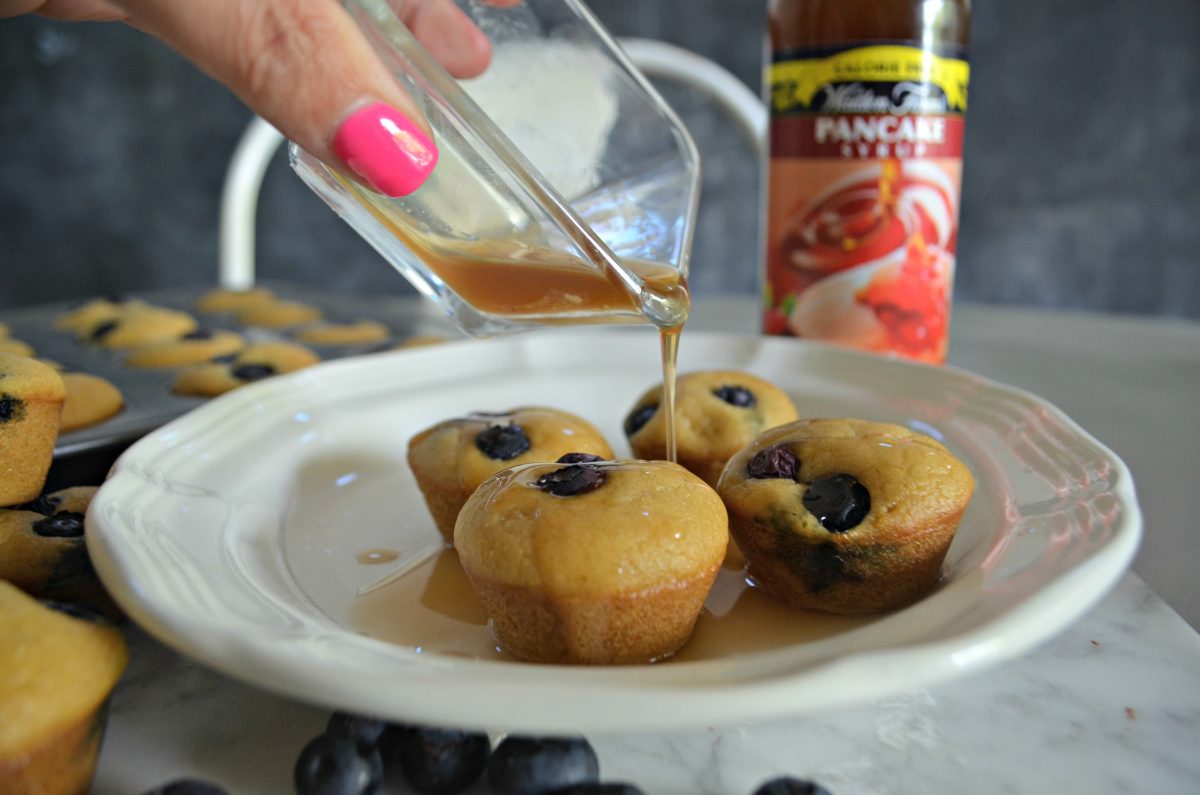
[{"x1": 331, "y1": 102, "x2": 438, "y2": 197}]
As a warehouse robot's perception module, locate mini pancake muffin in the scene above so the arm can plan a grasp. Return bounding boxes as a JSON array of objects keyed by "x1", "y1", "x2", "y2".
[
  {"x1": 54, "y1": 298, "x2": 142, "y2": 334},
  {"x1": 0, "y1": 582, "x2": 127, "y2": 795},
  {"x1": 172, "y1": 342, "x2": 320, "y2": 397},
  {"x1": 455, "y1": 457, "x2": 728, "y2": 664},
  {"x1": 407, "y1": 407, "x2": 614, "y2": 543},
  {"x1": 0, "y1": 337, "x2": 35, "y2": 357},
  {"x1": 717, "y1": 418, "x2": 975, "y2": 614},
  {"x1": 293, "y1": 320, "x2": 389, "y2": 347},
  {"x1": 624, "y1": 370, "x2": 800, "y2": 487},
  {"x1": 393, "y1": 334, "x2": 451, "y2": 350},
  {"x1": 0, "y1": 354, "x2": 66, "y2": 507},
  {"x1": 0, "y1": 486, "x2": 119, "y2": 617},
  {"x1": 77, "y1": 304, "x2": 198, "y2": 349},
  {"x1": 196, "y1": 286, "x2": 276, "y2": 314},
  {"x1": 125, "y1": 328, "x2": 245, "y2": 368},
  {"x1": 234, "y1": 298, "x2": 323, "y2": 328},
  {"x1": 59, "y1": 373, "x2": 124, "y2": 432}
]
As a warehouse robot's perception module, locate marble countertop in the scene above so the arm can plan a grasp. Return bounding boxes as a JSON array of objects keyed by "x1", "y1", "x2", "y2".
[{"x1": 91, "y1": 300, "x2": 1200, "y2": 794}]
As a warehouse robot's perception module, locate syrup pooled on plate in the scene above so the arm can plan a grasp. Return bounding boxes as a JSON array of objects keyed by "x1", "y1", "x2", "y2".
[{"x1": 350, "y1": 549, "x2": 874, "y2": 662}]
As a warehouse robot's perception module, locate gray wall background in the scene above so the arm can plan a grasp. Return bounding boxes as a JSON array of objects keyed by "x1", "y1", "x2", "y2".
[{"x1": 1, "y1": 1, "x2": 1197, "y2": 316}]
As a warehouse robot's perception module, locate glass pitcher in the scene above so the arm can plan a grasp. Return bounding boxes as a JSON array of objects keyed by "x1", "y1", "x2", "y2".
[{"x1": 289, "y1": 0, "x2": 700, "y2": 337}]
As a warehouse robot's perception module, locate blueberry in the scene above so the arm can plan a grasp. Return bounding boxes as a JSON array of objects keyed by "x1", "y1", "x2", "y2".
[
  {"x1": 750, "y1": 777, "x2": 833, "y2": 795},
  {"x1": 535, "y1": 463, "x2": 606, "y2": 497},
  {"x1": 556, "y1": 452, "x2": 604, "y2": 464},
  {"x1": 90, "y1": 320, "x2": 119, "y2": 341},
  {"x1": 139, "y1": 779, "x2": 230, "y2": 795},
  {"x1": 713, "y1": 385, "x2": 756, "y2": 408},
  {"x1": 803, "y1": 475, "x2": 870, "y2": 533},
  {"x1": 475, "y1": 424, "x2": 531, "y2": 461},
  {"x1": 16, "y1": 494, "x2": 62, "y2": 516},
  {"x1": 294, "y1": 734, "x2": 382, "y2": 795},
  {"x1": 181, "y1": 328, "x2": 214, "y2": 341},
  {"x1": 32, "y1": 512, "x2": 85, "y2": 538},
  {"x1": 487, "y1": 736, "x2": 599, "y2": 795},
  {"x1": 389, "y1": 725, "x2": 490, "y2": 794},
  {"x1": 547, "y1": 785, "x2": 645, "y2": 795},
  {"x1": 231, "y1": 362, "x2": 276, "y2": 381},
  {"x1": 326, "y1": 711, "x2": 389, "y2": 753},
  {"x1": 746, "y1": 445, "x2": 799, "y2": 480},
  {"x1": 41, "y1": 599, "x2": 104, "y2": 623},
  {"x1": 623, "y1": 404, "x2": 657, "y2": 436},
  {"x1": 0, "y1": 393, "x2": 25, "y2": 424}
]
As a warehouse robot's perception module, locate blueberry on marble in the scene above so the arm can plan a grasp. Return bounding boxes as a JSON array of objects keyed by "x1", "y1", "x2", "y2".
[
  {"x1": 713, "y1": 385, "x2": 756, "y2": 408},
  {"x1": 535, "y1": 463, "x2": 607, "y2": 497},
  {"x1": 0, "y1": 393, "x2": 25, "y2": 424},
  {"x1": 487, "y1": 736, "x2": 600, "y2": 795},
  {"x1": 389, "y1": 724, "x2": 490, "y2": 794},
  {"x1": 556, "y1": 452, "x2": 604, "y2": 464},
  {"x1": 475, "y1": 424, "x2": 531, "y2": 461},
  {"x1": 32, "y1": 512, "x2": 85, "y2": 538},
  {"x1": 140, "y1": 778, "x2": 230, "y2": 795},
  {"x1": 750, "y1": 778, "x2": 833, "y2": 795},
  {"x1": 326, "y1": 711, "x2": 389, "y2": 753},
  {"x1": 623, "y1": 404, "x2": 657, "y2": 436},
  {"x1": 803, "y1": 475, "x2": 870, "y2": 533},
  {"x1": 547, "y1": 785, "x2": 646, "y2": 795},
  {"x1": 746, "y1": 445, "x2": 799, "y2": 480},
  {"x1": 231, "y1": 362, "x2": 276, "y2": 382},
  {"x1": 294, "y1": 734, "x2": 382, "y2": 795}
]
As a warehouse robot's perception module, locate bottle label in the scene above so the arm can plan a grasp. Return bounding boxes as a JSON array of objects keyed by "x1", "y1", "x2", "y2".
[{"x1": 764, "y1": 43, "x2": 969, "y2": 363}]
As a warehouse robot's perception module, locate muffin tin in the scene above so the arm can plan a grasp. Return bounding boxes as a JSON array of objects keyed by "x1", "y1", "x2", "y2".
[{"x1": 0, "y1": 282, "x2": 460, "y2": 461}]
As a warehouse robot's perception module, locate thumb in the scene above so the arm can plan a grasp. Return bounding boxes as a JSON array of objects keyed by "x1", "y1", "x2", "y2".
[{"x1": 116, "y1": 0, "x2": 446, "y2": 197}]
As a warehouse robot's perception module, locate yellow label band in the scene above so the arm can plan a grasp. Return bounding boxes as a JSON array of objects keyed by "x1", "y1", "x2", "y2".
[{"x1": 770, "y1": 45, "x2": 970, "y2": 114}]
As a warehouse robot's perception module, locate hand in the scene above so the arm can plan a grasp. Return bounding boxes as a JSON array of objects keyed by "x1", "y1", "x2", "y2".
[{"x1": 1, "y1": 0, "x2": 518, "y2": 196}]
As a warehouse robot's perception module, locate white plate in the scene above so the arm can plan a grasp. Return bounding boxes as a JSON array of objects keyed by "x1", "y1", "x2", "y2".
[{"x1": 88, "y1": 329, "x2": 1141, "y2": 733}]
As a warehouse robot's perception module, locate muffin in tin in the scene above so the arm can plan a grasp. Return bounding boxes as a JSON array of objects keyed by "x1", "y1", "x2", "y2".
[
  {"x1": 58, "y1": 373, "x2": 124, "y2": 432},
  {"x1": 76, "y1": 304, "x2": 199, "y2": 350},
  {"x1": 196, "y1": 286, "x2": 276, "y2": 314},
  {"x1": 172, "y1": 342, "x2": 320, "y2": 396},
  {"x1": 294, "y1": 319, "x2": 389, "y2": 346},
  {"x1": 125, "y1": 328, "x2": 245, "y2": 368}
]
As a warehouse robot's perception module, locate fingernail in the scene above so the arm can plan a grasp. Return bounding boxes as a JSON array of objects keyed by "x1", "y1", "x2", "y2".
[{"x1": 331, "y1": 102, "x2": 438, "y2": 197}]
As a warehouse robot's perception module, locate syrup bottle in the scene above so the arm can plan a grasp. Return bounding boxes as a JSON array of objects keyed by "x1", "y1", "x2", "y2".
[{"x1": 763, "y1": 0, "x2": 971, "y2": 363}]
